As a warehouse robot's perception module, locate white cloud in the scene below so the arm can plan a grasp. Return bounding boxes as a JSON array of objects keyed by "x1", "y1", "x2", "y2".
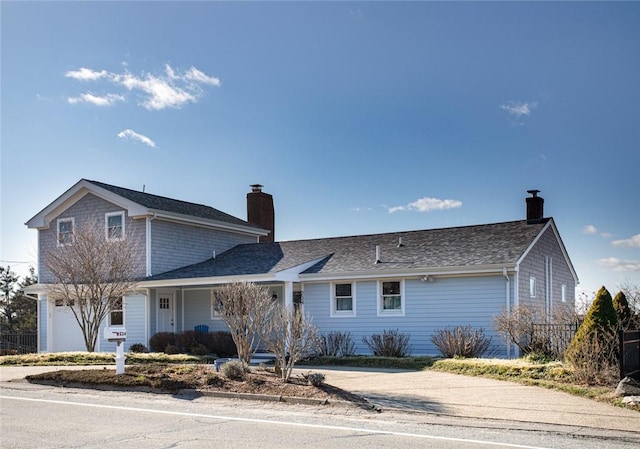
[
  {"x1": 612, "y1": 233, "x2": 640, "y2": 248},
  {"x1": 184, "y1": 67, "x2": 221, "y2": 86},
  {"x1": 117, "y1": 129, "x2": 156, "y2": 148},
  {"x1": 65, "y1": 64, "x2": 220, "y2": 110},
  {"x1": 598, "y1": 257, "x2": 640, "y2": 272},
  {"x1": 116, "y1": 72, "x2": 197, "y2": 110},
  {"x1": 583, "y1": 225, "x2": 598, "y2": 235},
  {"x1": 67, "y1": 93, "x2": 125, "y2": 106},
  {"x1": 389, "y1": 197, "x2": 462, "y2": 213},
  {"x1": 65, "y1": 67, "x2": 108, "y2": 81},
  {"x1": 500, "y1": 101, "x2": 537, "y2": 123}
]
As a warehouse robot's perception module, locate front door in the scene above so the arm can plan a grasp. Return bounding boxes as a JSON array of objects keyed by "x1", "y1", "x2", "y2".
[{"x1": 157, "y1": 293, "x2": 174, "y2": 333}]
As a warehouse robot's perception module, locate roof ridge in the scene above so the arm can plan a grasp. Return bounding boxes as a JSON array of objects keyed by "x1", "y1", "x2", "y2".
[
  {"x1": 85, "y1": 179, "x2": 218, "y2": 210},
  {"x1": 276, "y1": 218, "x2": 549, "y2": 245}
]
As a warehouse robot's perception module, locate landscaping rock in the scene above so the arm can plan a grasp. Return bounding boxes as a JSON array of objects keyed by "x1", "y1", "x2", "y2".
[
  {"x1": 614, "y1": 376, "x2": 640, "y2": 397},
  {"x1": 621, "y1": 396, "x2": 640, "y2": 406}
]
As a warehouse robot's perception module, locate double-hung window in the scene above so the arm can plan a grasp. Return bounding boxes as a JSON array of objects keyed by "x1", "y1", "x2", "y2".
[
  {"x1": 106, "y1": 212, "x2": 125, "y2": 241},
  {"x1": 332, "y1": 283, "x2": 355, "y2": 316},
  {"x1": 379, "y1": 280, "x2": 404, "y2": 315},
  {"x1": 530, "y1": 277, "x2": 536, "y2": 298},
  {"x1": 109, "y1": 297, "x2": 124, "y2": 326},
  {"x1": 57, "y1": 218, "x2": 74, "y2": 246}
]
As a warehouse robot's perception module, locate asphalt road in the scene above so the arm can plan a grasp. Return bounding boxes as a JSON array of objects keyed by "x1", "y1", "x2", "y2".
[{"x1": 1, "y1": 381, "x2": 638, "y2": 449}]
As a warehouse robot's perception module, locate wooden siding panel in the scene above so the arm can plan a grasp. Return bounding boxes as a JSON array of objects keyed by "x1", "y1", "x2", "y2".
[
  {"x1": 518, "y1": 225, "x2": 576, "y2": 309},
  {"x1": 305, "y1": 276, "x2": 508, "y2": 356},
  {"x1": 38, "y1": 193, "x2": 146, "y2": 283},
  {"x1": 149, "y1": 220, "x2": 256, "y2": 275}
]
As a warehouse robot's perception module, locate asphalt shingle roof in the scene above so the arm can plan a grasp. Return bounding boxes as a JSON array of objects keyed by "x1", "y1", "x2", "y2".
[
  {"x1": 146, "y1": 219, "x2": 550, "y2": 281},
  {"x1": 87, "y1": 179, "x2": 253, "y2": 228}
]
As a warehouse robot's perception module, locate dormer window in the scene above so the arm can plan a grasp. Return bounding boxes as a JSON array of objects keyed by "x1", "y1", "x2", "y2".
[
  {"x1": 57, "y1": 218, "x2": 74, "y2": 246},
  {"x1": 105, "y1": 212, "x2": 125, "y2": 240}
]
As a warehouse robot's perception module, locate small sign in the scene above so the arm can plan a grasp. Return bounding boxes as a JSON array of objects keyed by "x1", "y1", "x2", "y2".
[{"x1": 104, "y1": 327, "x2": 127, "y2": 341}]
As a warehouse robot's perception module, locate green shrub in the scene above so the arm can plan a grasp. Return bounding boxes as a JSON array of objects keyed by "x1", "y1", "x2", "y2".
[
  {"x1": 430, "y1": 325, "x2": 492, "y2": 358},
  {"x1": 149, "y1": 332, "x2": 176, "y2": 352},
  {"x1": 302, "y1": 372, "x2": 326, "y2": 387},
  {"x1": 362, "y1": 329, "x2": 412, "y2": 357},
  {"x1": 128, "y1": 343, "x2": 147, "y2": 353},
  {"x1": 220, "y1": 360, "x2": 249, "y2": 381},
  {"x1": 613, "y1": 291, "x2": 633, "y2": 330},
  {"x1": 208, "y1": 331, "x2": 237, "y2": 357},
  {"x1": 565, "y1": 286, "x2": 619, "y2": 385}
]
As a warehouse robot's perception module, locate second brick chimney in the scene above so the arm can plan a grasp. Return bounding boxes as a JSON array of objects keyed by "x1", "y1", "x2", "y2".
[
  {"x1": 247, "y1": 184, "x2": 275, "y2": 243},
  {"x1": 526, "y1": 189, "x2": 544, "y2": 223}
]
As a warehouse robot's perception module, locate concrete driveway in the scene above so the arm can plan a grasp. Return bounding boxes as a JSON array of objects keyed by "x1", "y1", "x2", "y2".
[{"x1": 3, "y1": 364, "x2": 639, "y2": 434}]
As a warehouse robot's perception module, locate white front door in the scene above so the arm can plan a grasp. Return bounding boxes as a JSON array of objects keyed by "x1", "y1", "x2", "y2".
[{"x1": 157, "y1": 293, "x2": 174, "y2": 333}]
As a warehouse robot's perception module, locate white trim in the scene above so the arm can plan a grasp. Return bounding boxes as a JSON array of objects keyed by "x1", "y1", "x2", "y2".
[
  {"x1": 109, "y1": 296, "x2": 125, "y2": 326},
  {"x1": 330, "y1": 282, "x2": 356, "y2": 317},
  {"x1": 145, "y1": 215, "x2": 153, "y2": 276},
  {"x1": 529, "y1": 276, "x2": 536, "y2": 298},
  {"x1": 56, "y1": 217, "x2": 74, "y2": 247},
  {"x1": 105, "y1": 211, "x2": 125, "y2": 241},
  {"x1": 377, "y1": 279, "x2": 405, "y2": 317}
]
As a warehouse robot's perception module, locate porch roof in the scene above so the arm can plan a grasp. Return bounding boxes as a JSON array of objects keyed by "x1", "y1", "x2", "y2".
[{"x1": 144, "y1": 219, "x2": 550, "y2": 281}]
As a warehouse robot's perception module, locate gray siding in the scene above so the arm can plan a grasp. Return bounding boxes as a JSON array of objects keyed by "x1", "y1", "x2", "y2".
[
  {"x1": 149, "y1": 219, "x2": 256, "y2": 275},
  {"x1": 304, "y1": 275, "x2": 509, "y2": 357},
  {"x1": 518, "y1": 225, "x2": 576, "y2": 310},
  {"x1": 99, "y1": 294, "x2": 147, "y2": 352},
  {"x1": 38, "y1": 193, "x2": 146, "y2": 283}
]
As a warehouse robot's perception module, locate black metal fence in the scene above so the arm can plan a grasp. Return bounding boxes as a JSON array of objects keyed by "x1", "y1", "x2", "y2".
[
  {"x1": 620, "y1": 330, "x2": 640, "y2": 381},
  {"x1": 532, "y1": 323, "x2": 579, "y2": 359},
  {"x1": 0, "y1": 332, "x2": 38, "y2": 355}
]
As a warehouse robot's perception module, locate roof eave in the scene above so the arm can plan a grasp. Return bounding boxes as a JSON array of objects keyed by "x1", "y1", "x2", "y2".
[{"x1": 149, "y1": 210, "x2": 268, "y2": 237}]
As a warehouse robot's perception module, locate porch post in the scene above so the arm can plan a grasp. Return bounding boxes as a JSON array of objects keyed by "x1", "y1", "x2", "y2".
[{"x1": 283, "y1": 281, "x2": 294, "y2": 310}]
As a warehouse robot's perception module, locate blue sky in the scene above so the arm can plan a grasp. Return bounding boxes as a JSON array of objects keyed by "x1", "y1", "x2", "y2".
[{"x1": 1, "y1": 1, "x2": 639, "y2": 301}]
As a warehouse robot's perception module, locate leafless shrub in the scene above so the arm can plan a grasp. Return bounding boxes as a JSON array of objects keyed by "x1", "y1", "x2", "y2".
[
  {"x1": 263, "y1": 305, "x2": 319, "y2": 381},
  {"x1": 317, "y1": 331, "x2": 356, "y2": 356},
  {"x1": 494, "y1": 303, "x2": 580, "y2": 359},
  {"x1": 212, "y1": 282, "x2": 276, "y2": 365},
  {"x1": 431, "y1": 325, "x2": 492, "y2": 358},
  {"x1": 362, "y1": 329, "x2": 412, "y2": 357}
]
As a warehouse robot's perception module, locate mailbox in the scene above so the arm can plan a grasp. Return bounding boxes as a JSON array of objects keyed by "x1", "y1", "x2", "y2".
[{"x1": 104, "y1": 327, "x2": 127, "y2": 342}]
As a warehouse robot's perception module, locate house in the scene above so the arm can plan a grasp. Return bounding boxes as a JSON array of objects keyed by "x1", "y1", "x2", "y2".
[{"x1": 26, "y1": 180, "x2": 578, "y2": 357}]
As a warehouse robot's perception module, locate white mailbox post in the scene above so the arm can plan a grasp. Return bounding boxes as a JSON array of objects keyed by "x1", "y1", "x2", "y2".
[{"x1": 104, "y1": 327, "x2": 127, "y2": 375}]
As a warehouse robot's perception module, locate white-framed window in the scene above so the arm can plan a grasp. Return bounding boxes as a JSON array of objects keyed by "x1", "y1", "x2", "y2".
[
  {"x1": 529, "y1": 277, "x2": 536, "y2": 298},
  {"x1": 561, "y1": 285, "x2": 567, "y2": 303},
  {"x1": 378, "y1": 280, "x2": 404, "y2": 316},
  {"x1": 331, "y1": 282, "x2": 355, "y2": 317},
  {"x1": 57, "y1": 217, "x2": 74, "y2": 246},
  {"x1": 109, "y1": 297, "x2": 124, "y2": 326},
  {"x1": 105, "y1": 211, "x2": 125, "y2": 241}
]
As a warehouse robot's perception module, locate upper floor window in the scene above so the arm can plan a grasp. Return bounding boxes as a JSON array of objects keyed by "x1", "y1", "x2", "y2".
[
  {"x1": 379, "y1": 280, "x2": 404, "y2": 315},
  {"x1": 109, "y1": 297, "x2": 124, "y2": 326},
  {"x1": 57, "y1": 218, "x2": 74, "y2": 246},
  {"x1": 332, "y1": 282, "x2": 355, "y2": 316},
  {"x1": 529, "y1": 277, "x2": 536, "y2": 298},
  {"x1": 561, "y1": 285, "x2": 567, "y2": 303},
  {"x1": 105, "y1": 212, "x2": 125, "y2": 240}
]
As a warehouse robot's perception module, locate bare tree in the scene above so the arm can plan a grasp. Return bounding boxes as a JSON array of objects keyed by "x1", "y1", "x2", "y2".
[
  {"x1": 263, "y1": 304, "x2": 319, "y2": 381},
  {"x1": 213, "y1": 282, "x2": 276, "y2": 365},
  {"x1": 43, "y1": 216, "x2": 139, "y2": 352}
]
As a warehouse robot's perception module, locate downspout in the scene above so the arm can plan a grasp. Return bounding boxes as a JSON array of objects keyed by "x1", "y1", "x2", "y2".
[
  {"x1": 146, "y1": 213, "x2": 157, "y2": 277},
  {"x1": 503, "y1": 267, "x2": 511, "y2": 358}
]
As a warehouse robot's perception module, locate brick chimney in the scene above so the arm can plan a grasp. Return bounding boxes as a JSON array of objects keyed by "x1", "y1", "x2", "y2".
[
  {"x1": 526, "y1": 190, "x2": 544, "y2": 223},
  {"x1": 247, "y1": 184, "x2": 274, "y2": 243}
]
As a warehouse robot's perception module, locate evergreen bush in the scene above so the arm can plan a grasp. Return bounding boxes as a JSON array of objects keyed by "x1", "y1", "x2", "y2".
[
  {"x1": 613, "y1": 291, "x2": 633, "y2": 330},
  {"x1": 565, "y1": 286, "x2": 619, "y2": 384}
]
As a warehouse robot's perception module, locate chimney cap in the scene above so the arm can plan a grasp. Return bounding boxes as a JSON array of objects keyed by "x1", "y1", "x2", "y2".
[
  {"x1": 527, "y1": 189, "x2": 541, "y2": 197},
  {"x1": 250, "y1": 184, "x2": 263, "y2": 192}
]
